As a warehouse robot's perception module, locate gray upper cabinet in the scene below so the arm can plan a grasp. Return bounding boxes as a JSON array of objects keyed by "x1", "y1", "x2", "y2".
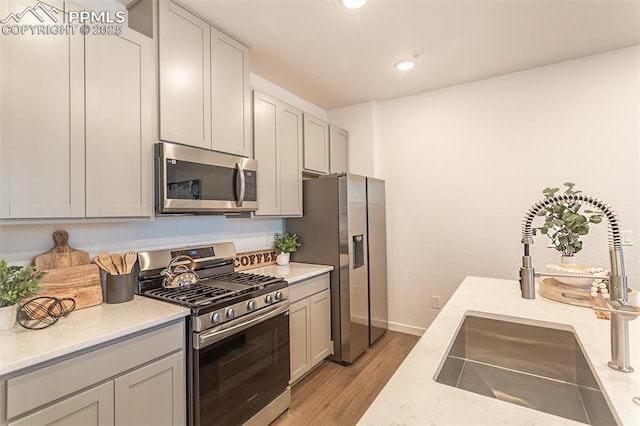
[
  {"x1": 85, "y1": 28, "x2": 153, "y2": 218},
  {"x1": 0, "y1": 0, "x2": 84, "y2": 219},
  {"x1": 303, "y1": 114, "x2": 330, "y2": 174},
  {"x1": 159, "y1": 0, "x2": 251, "y2": 157},
  {"x1": 253, "y1": 91, "x2": 303, "y2": 217},
  {"x1": 211, "y1": 29, "x2": 252, "y2": 157},
  {"x1": 329, "y1": 125, "x2": 349, "y2": 174},
  {"x1": 0, "y1": 0, "x2": 153, "y2": 220},
  {"x1": 159, "y1": 0, "x2": 211, "y2": 149}
]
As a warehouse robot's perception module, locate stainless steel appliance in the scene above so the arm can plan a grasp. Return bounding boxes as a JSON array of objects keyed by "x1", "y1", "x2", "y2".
[
  {"x1": 155, "y1": 142, "x2": 258, "y2": 215},
  {"x1": 136, "y1": 242, "x2": 290, "y2": 426},
  {"x1": 286, "y1": 173, "x2": 388, "y2": 364}
]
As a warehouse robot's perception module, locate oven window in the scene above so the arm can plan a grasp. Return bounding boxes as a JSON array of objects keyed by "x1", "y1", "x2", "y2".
[
  {"x1": 195, "y1": 311, "x2": 290, "y2": 426},
  {"x1": 166, "y1": 159, "x2": 236, "y2": 201}
]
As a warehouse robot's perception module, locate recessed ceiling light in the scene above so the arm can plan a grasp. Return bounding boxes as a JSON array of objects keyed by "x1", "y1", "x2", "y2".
[
  {"x1": 394, "y1": 57, "x2": 417, "y2": 71},
  {"x1": 342, "y1": 0, "x2": 367, "y2": 9}
]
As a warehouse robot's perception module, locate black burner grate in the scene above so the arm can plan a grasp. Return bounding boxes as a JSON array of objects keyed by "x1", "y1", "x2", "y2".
[
  {"x1": 145, "y1": 283, "x2": 235, "y2": 308},
  {"x1": 215, "y1": 272, "x2": 282, "y2": 287}
]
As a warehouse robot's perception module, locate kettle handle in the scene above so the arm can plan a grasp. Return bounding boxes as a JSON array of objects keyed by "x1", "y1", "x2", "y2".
[{"x1": 168, "y1": 255, "x2": 196, "y2": 272}]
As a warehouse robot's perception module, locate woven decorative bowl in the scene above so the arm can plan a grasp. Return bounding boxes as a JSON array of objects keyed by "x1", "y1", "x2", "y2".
[{"x1": 545, "y1": 264, "x2": 608, "y2": 286}]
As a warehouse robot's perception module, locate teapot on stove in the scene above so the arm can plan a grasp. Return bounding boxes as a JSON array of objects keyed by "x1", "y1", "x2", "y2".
[{"x1": 161, "y1": 255, "x2": 199, "y2": 289}]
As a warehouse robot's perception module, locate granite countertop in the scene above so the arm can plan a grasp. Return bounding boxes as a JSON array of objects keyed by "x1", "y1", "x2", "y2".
[
  {"x1": 0, "y1": 296, "x2": 189, "y2": 377},
  {"x1": 241, "y1": 261, "x2": 333, "y2": 284},
  {"x1": 359, "y1": 276, "x2": 640, "y2": 425}
]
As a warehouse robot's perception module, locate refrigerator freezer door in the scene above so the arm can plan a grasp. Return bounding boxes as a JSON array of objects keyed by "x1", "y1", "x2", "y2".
[{"x1": 367, "y1": 177, "x2": 388, "y2": 344}]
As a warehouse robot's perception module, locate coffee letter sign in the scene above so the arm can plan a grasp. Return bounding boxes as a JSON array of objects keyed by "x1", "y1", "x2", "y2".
[{"x1": 234, "y1": 249, "x2": 278, "y2": 271}]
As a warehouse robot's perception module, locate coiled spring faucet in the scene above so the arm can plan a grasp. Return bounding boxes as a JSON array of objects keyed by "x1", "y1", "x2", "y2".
[{"x1": 520, "y1": 193, "x2": 637, "y2": 373}]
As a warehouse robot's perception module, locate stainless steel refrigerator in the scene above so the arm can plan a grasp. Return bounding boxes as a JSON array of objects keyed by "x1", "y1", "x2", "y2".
[{"x1": 286, "y1": 173, "x2": 388, "y2": 364}]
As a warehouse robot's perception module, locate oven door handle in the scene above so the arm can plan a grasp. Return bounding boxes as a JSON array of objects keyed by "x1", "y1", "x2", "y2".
[{"x1": 195, "y1": 303, "x2": 289, "y2": 349}]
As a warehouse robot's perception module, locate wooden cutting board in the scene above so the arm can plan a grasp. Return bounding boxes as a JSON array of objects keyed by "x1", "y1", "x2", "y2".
[
  {"x1": 31, "y1": 230, "x2": 102, "y2": 309},
  {"x1": 34, "y1": 230, "x2": 90, "y2": 270},
  {"x1": 34, "y1": 264, "x2": 103, "y2": 310}
]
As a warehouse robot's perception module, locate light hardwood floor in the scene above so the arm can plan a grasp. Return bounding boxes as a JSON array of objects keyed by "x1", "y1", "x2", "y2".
[{"x1": 273, "y1": 331, "x2": 420, "y2": 426}]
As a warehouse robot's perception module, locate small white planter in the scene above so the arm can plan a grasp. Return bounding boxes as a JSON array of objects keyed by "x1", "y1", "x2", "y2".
[
  {"x1": 0, "y1": 304, "x2": 18, "y2": 331},
  {"x1": 276, "y1": 252, "x2": 290, "y2": 266}
]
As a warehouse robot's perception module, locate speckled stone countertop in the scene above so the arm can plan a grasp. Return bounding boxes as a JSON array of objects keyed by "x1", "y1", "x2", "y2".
[
  {"x1": 359, "y1": 276, "x2": 640, "y2": 425},
  {"x1": 0, "y1": 296, "x2": 189, "y2": 377},
  {"x1": 241, "y1": 262, "x2": 333, "y2": 284}
]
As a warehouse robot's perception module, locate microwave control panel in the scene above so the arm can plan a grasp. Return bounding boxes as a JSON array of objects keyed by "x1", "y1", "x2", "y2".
[{"x1": 244, "y1": 170, "x2": 257, "y2": 201}]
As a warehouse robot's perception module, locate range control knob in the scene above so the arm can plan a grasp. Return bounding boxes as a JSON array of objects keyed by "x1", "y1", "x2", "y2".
[
  {"x1": 247, "y1": 300, "x2": 257, "y2": 311},
  {"x1": 264, "y1": 294, "x2": 274, "y2": 304},
  {"x1": 274, "y1": 291, "x2": 284, "y2": 301},
  {"x1": 226, "y1": 308, "x2": 236, "y2": 319},
  {"x1": 211, "y1": 312, "x2": 221, "y2": 324}
]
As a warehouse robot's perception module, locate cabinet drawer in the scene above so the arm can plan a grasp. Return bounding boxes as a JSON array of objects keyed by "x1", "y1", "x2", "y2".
[
  {"x1": 289, "y1": 273, "x2": 330, "y2": 303},
  {"x1": 7, "y1": 322, "x2": 184, "y2": 419}
]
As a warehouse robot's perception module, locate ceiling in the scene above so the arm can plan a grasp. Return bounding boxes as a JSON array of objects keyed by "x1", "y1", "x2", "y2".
[{"x1": 178, "y1": 0, "x2": 640, "y2": 111}]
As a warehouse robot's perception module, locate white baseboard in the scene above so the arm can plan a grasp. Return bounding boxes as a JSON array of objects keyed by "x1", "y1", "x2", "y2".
[{"x1": 387, "y1": 321, "x2": 425, "y2": 336}]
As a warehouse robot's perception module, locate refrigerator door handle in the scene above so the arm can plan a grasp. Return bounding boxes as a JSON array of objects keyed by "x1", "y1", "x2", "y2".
[{"x1": 353, "y1": 234, "x2": 365, "y2": 268}]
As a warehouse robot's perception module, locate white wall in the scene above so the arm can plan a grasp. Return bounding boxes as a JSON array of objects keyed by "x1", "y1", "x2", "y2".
[
  {"x1": 250, "y1": 73, "x2": 327, "y2": 120},
  {"x1": 328, "y1": 101, "x2": 375, "y2": 177},
  {"x1": 0, "y1": 216, "x2": 283, "y2": 266},
  {"x1": 335, "y1": 46, "x2": 640, "y2": 335}
]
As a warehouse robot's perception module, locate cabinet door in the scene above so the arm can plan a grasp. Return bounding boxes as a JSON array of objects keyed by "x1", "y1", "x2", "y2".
[
  {"x1": 329, "y1": 125, "x2": 349, "y2": 174},
  {"x1": 211, "y1": 28, "x2": 251, "y2": 157},
  {"x1": 85, "y1": 28, "x2": 153, "y2": 217},
  {"x1": 310, "y1": 289, "x2": 332, "y2": 366},
  {"x1": 10, "y1": 382, "x2": 114, "y2": 426},
  {"x1": 279, "y1": 103, "x2": 303, "y2": 216},
  {"x1": 114, "y1": 352, "x2": 185, "y2": 426},
  {"x1": 159, "y1": 0, "x2": 211, "y2": 149},
  {"x1": 303, "y1": 114, "x2": 329, "y2": 174},
  {"x1": 0, "y1": 0, "x2": 84, "y2": 218},
  {"x1": 289, "y1": 299, "x2": 311, "y2": 384},
  {"x1": 253, "y1": 91, "x2": 279, "y2": 215}
]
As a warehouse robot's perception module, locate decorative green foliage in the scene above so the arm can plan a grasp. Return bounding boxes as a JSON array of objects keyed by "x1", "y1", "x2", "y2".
[
  {"x1": 273, "y1": 233, "x2": 302, "y2": 254},
  {"x1": 0, "y1": 260, "x2": 45, "y2": 307},
  {"x1": 532, "y1": 182, "x2": 603, "y2": 256}
]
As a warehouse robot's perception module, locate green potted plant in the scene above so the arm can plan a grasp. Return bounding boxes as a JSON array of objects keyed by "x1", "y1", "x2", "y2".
[
  {"x1": 273, "y1": 233, "x2": 301, "y2": 266},
  {"x1": 532, "y1": 182, "x2": 603, "y2": 263},
  {"x1": 0, "y1": 260, "x2": 45, "y2": 330}
]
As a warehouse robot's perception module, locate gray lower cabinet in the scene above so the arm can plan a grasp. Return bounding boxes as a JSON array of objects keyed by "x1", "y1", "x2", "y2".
[
  {"x1": 289, "y1": 273, "x2": 332, "y2": 384},
  {"x1": 2, "y1": 322, "x2": 185, "y2": 426},
  {"x1": 9, "y1": 382, "x2": 114, "y2": 426}
]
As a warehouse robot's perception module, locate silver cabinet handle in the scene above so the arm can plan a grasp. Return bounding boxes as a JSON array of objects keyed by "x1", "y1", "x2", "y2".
[
  {"x1": 236, "y1": 162, "x2": 245, "y2": 207},
  {"x1": 195, "y1": 303, "x2": 289, "y2": 349}
]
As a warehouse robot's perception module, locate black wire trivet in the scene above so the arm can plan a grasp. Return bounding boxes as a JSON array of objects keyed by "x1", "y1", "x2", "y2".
[{"x1": 18, "y1": 297, "x2": 76, "y2": 330}]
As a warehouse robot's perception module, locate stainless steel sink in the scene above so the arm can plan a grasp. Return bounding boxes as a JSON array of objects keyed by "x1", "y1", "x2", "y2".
[{"x1": 434, "y1": 311, "x2": 619, "y2": 425}]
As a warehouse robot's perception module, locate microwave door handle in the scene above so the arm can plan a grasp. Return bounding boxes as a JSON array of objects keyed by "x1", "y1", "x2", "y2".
[{"x1": 235, "y1": 162, "x2": 245, "y2": 207}]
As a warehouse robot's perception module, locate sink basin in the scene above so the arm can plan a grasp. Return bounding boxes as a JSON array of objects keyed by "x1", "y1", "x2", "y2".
[{"x1": 434, "y1": 311, "x2": 619, "y2": 425}]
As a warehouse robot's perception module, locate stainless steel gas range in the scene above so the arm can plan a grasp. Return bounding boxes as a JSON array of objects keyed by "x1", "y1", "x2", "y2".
[{"x1": 136, "y1": 242, "x2": 290, "y2": 426}]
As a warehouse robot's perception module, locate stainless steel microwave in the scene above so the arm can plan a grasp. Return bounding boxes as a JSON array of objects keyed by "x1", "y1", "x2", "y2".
[{"x1": 155, "y1": 142, "x2": 258, "y2": 215}]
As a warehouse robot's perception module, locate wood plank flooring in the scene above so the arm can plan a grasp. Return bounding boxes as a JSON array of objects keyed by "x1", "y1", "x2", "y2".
[{"x1": 273, "y1": 331, "x2": 420, "y2": 426}]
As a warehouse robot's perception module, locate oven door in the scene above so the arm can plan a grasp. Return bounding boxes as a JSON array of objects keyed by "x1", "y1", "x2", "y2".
[{"x1": 191, "y1": 303, "x2": 290, "y2": 426}]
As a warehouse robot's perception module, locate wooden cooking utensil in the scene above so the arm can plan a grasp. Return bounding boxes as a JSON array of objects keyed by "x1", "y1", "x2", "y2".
[
  {"x1": 124, "y1": 251, "x2": 138, "y2": 274},
  {"x1": 93, "y1": 257, "x2": 112, "y2": 274},
  {"x1": 34, "y1": 230, "x2": 90, "y2": 270},
  {"x1": 111, "y1": 253, "x2": 125, "y2": 275},
  {"x1": 97, "y1": 253, "x2": 118, "y2": 275}
]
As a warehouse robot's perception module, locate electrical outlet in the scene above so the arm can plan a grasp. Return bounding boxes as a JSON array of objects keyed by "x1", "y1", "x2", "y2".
[
  {"x1": 431, "y1": 296, "x2": 440, "y2": 309},
  {"x1": 622, "y1": 230, "x2": 633, "y2": 246}
]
